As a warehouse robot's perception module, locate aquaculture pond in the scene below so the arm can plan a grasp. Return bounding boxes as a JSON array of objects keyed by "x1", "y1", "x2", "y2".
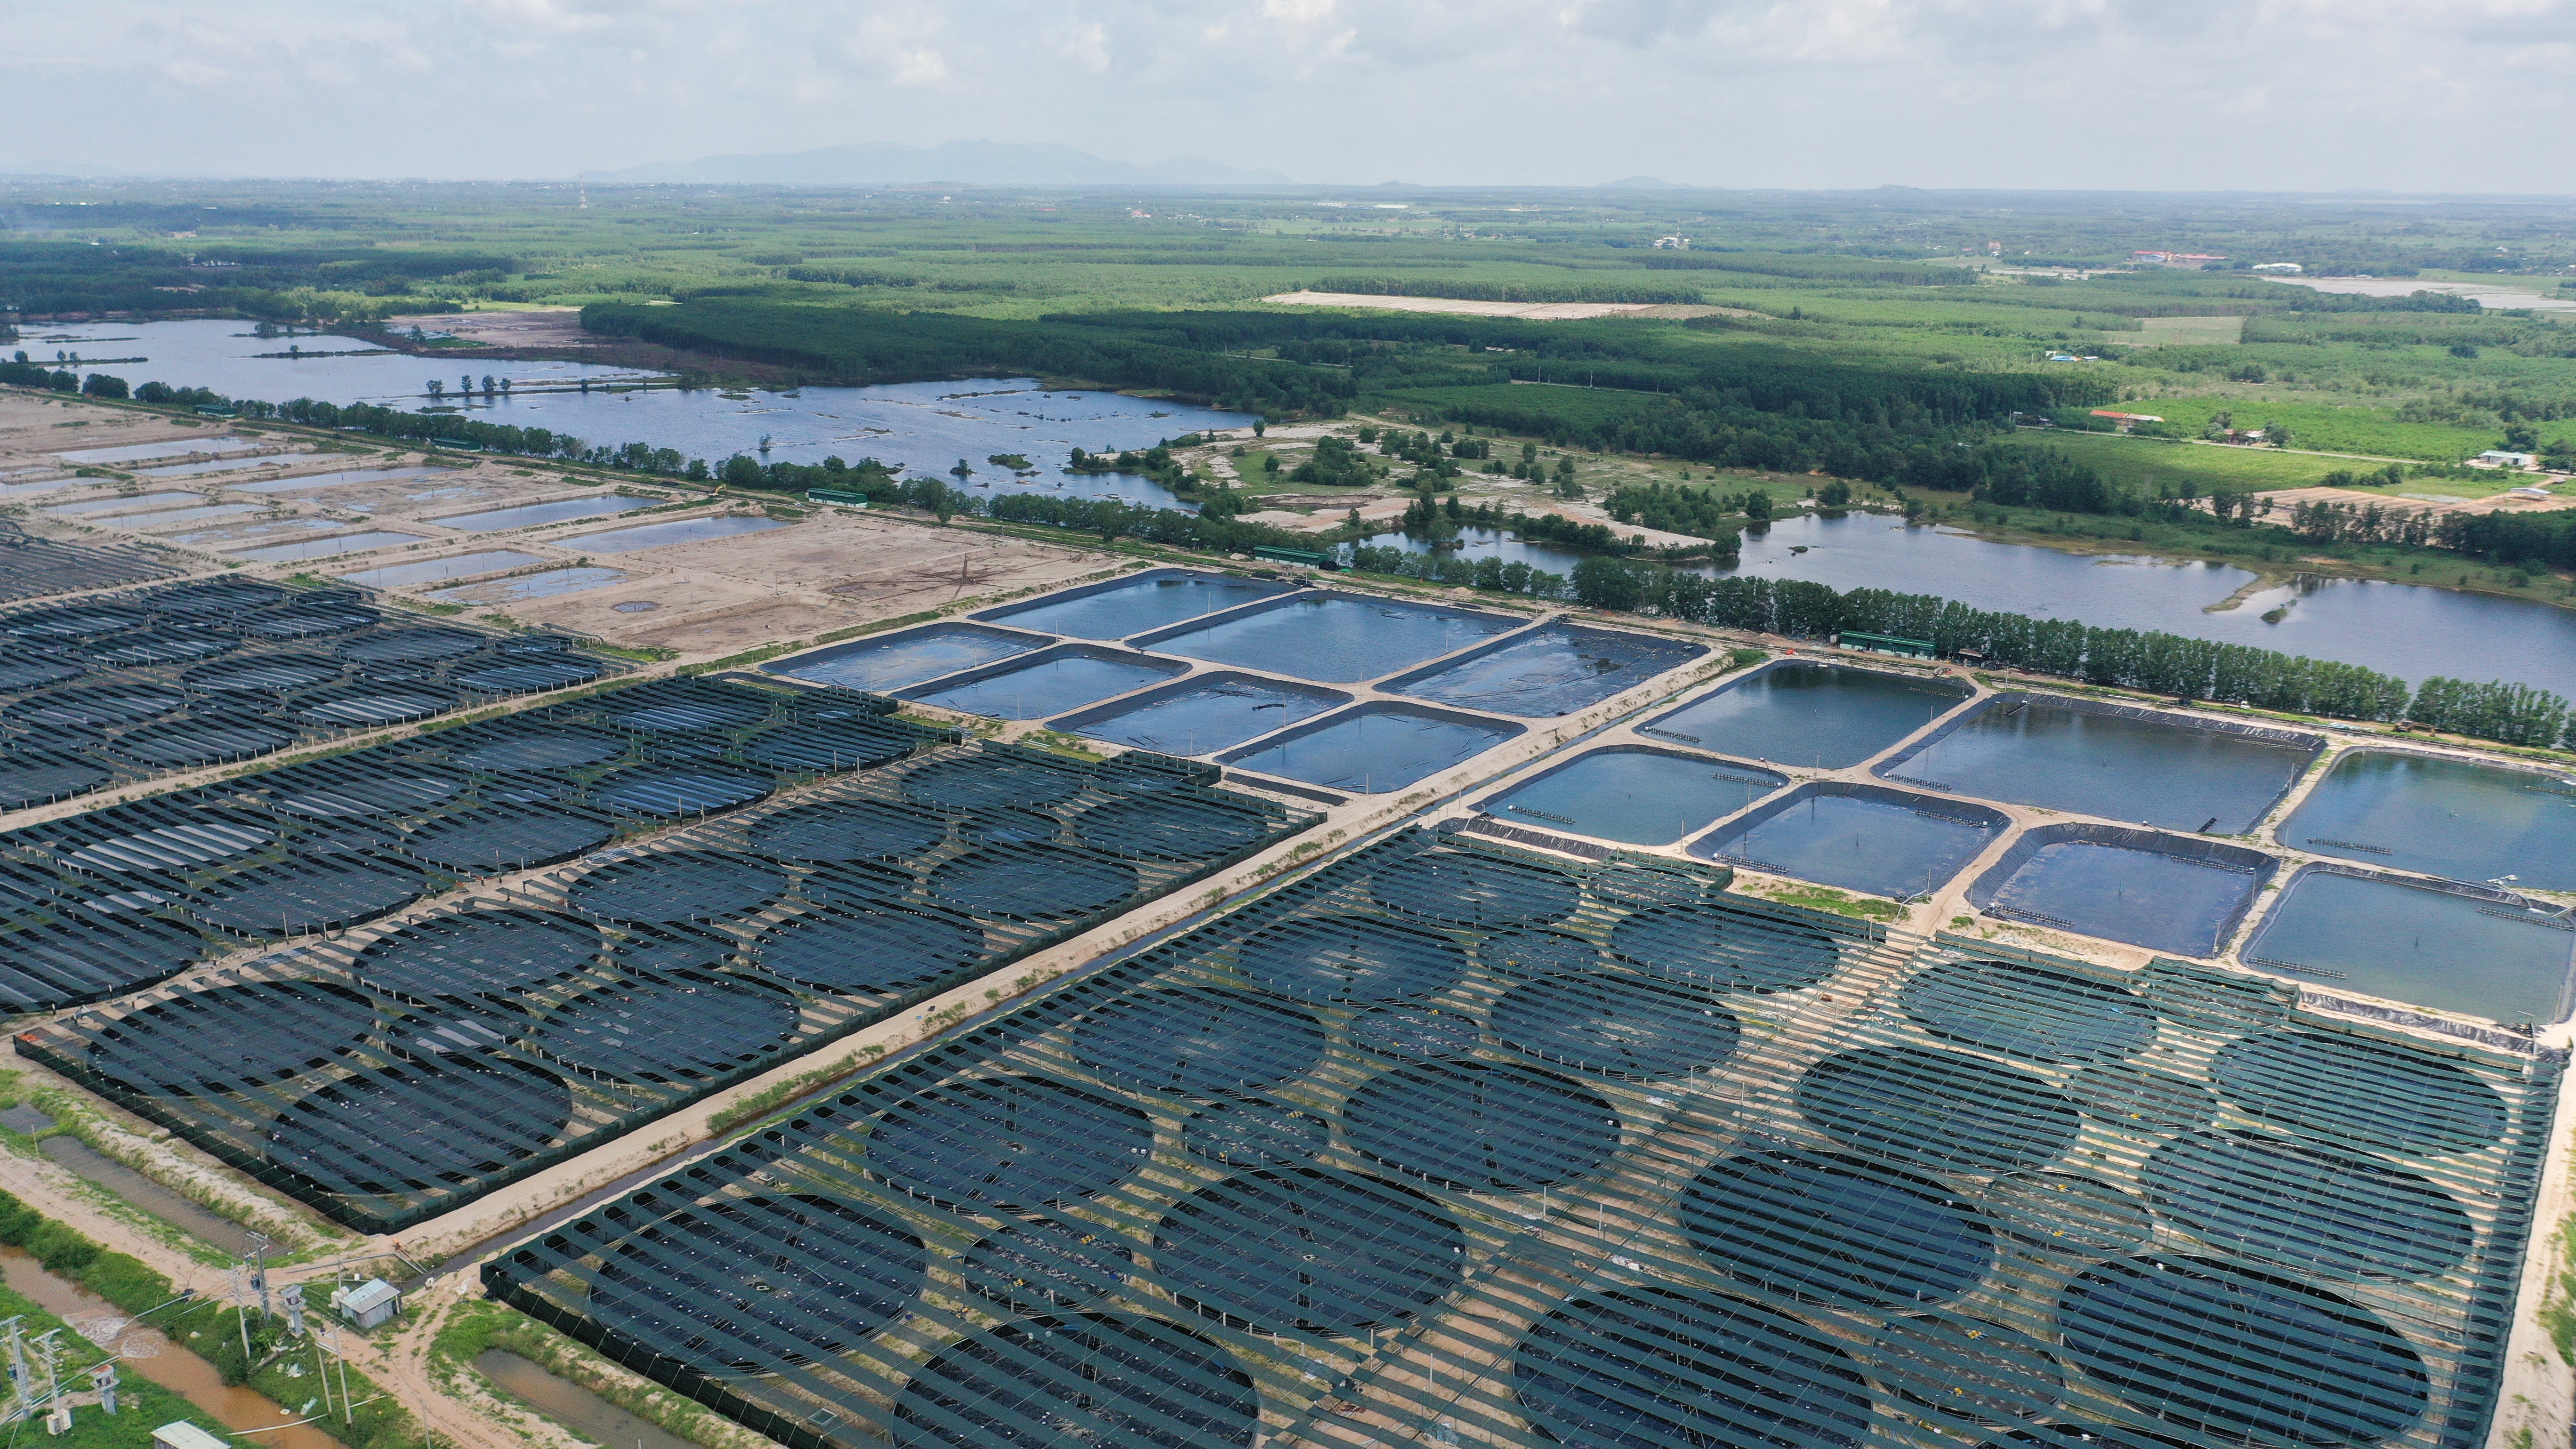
[
  {"x1": 1880, "y1": 696, "x2": 2319, "y2": 834},
  {"x1": 424, "y1": 567, "x2": 629, "y2": 605},
  {"x1": 2242, "y1": 867, "x2": 2576, "y2": 1023},
  {"x1": 1140, "y1": 593, "x2": 1524, "y2": 684},
  {"x1": 1220, "y1": 702, "x2": 1522, "y2": 794},
  {"x1": 340, "y1": 549, "x2": 547, "y2": 589},
  {"x1": 901, "y1": 646, "x2": 1185, "y2": 720},
  {"x1": 768, "y1": 622, "x2": 1046, "y2": 694},
  {"x1": 1480, "y1": 747, "x2": 1785, "y2": 846},
  {"x1": 231, "y1": 466, "x2": 451, "y2": 494},
  {"x1": 2279, "y1": 751, "x2": 2576, "y2": 892},
  {"x1": 431, "y1": 496, "x2": 643, "y2": 532},
  {"x1": 222, "y1": 530, "x2": 427, "y2": 562},
  {"x1": 561, "y1": 515, "x2": 785, "y2": 553},
  {"x1": 1641, "y1": 660, "x2": 1969, "y2": 768},
  {"x1": 1053, "y1": 673, "x2": 1349, "y2": 756},
  {"x1": 1968, "y1": 826, "x2": 2276, "y2": 958},
  {"x1": 1691, "y1": 783, "x2": 2010, "y2": 900},
  {"x1": 1388, "y1": 622, "x2": 1706, "y2": 717},
  {"x1": 974, "y1": 569, "x2": 1298, "y2": 640}
]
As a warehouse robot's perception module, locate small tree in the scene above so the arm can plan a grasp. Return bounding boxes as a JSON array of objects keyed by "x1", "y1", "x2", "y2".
[{"x1": 1252, "y1": 419, "x2": 1266, "y2": 438}]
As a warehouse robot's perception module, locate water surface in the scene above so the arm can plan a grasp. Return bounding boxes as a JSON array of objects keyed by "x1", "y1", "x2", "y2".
[
  {"x1": 1221, "y1": 702, "x2": 1521, "y2": 792},
  {"x1": 1885, "y1": 698, "x2": 2317, "y2": 834},
  {"x1": 56, "y1": 434, "x2": 261, "y2": 465},
  {"x1": 771, "y1": 623, "x2": 1046, "y2": 693},
  {"x1": 902, "y1": 647, "x2": 1185, "y2": 720},
  {"x1": 1055, "y1": 673, "x2": 1348, "y2": 755},
  {"x1": 224, "y1": 530, "x2": 427, "y2": 562},
  {"x1": 564, "y1": 515, "x2": 782, "y2": 553},
  {"x1": 139, "y1": 454, "x2": 310, "y2": 478},
  {"x1": 975, "y1": 569, "x2": 1296, "y2": 640},
  {"x1": 1972, "y1": 833, "x2": 2270, "y2": 957},
  {"x1": 1143, "y1": 593, "x2": 1523, "y2": 684},
  {"x1": 426, "y1": 567, "x2": 630, "y2": 605},
  {"x1": 43, "y1": 491, "x2": 200, "y2": 517},
  {"x1": 230, "y1": 467, "x2": 450, "y2": 494},
  {"x1": 1391, "y1": 622, "x2": 1705, "y2": 717},
  {"x1": 2279, "y1": 751, "x2": 2576, "y2": 891},
  {"x1": 1691, "y1": 784, "x2": 2007, "y2": 899},
  {"x1": 342, "y1": 550, "x2": 548, "y2": 590},
  {"x1": 1482, "y1": 747, "x2": 1783, "y2": 845},
  {"x1": 432, "y1": 496, "x2": 642, "y2": 532},
  {"x1": 1645, "y1": 661, "x2": 1968, "y2": 768},
  {"x1": 2242, "y1": 869, "x2": 2576, "y2": 1022}
]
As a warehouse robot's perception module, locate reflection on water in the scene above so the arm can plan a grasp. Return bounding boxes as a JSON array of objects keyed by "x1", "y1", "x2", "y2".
[{"x1": 475, "y1": 1351, "x2": 697, "y2": 1449}]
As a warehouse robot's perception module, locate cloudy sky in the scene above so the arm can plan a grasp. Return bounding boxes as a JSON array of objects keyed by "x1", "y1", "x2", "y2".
[{"x1": 6, "y1": 0, "x2": 2568, "y2": 191}]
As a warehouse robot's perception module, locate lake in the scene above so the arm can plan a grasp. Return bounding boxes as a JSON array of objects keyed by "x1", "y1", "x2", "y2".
[
  {"x1": 1366, "y1": 513, "x2": 2576, "y2": 697},
  {"x1": 17, "y1": 320, "x2": 1252, "y2": 503}
]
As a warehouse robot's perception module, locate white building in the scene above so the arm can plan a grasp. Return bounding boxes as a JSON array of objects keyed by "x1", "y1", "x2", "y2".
[{"x1": 2477, "y1": 450, "x2": 2538, "y2": 469}]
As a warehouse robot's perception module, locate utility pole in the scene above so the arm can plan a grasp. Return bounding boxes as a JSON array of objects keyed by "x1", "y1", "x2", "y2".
[
  {"x1": 89, "y1": 1364, "x2": 115, "y2": 1418},
  {"x1": 282, "y1": 1283, "x2": 306, "y2": 1339},
  {"x1": 3, "y1": 1315, "x2": 26, "y2": 1407}
]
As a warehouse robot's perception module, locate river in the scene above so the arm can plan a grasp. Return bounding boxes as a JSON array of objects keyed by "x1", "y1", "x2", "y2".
[{"x1": 1363, "y1": 513, "x2": 2576, "y2": 698}]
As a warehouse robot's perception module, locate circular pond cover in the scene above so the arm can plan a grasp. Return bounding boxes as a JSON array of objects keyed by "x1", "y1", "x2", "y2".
[
  {"x1": 0, "y1": 659, "x2": 84, "y2": 692},
  {"x1": 191, "y1": 856, "x2": 427, "y2": 937},
  {"x1": 1796, "y1": 1046, "x2": 2083, "y2": 1176},
  {"x1": 1075, "y1": 796, "x2": 1272, "y2": 861},
  {"x1": 5, "y1": 606, "x2": 136, "y2": 640},
  {"x1": 403, "y1": 807, "x2": 614, "y2": 873},
  {"x1": 1901, "y1": 960, "x2": 2158, "y2": 1065},
  {"x1": 338, "y1": 628, "x2": 485, "y2": 665},
  {"x1": 1491, "y1": 973, "x2": 1739, "y2": 1081},
  {"x1": 454, "y1": 658, "x2": 604, "y2": 694},
  {"x1": 865, "y1": 1076, "x2": 1153, "y2": 1211},
  {"x1": 751, "y1": 905, "x2": 985, "y2": 995},
  {"x1": 1369, "y1": 850, "x2": 1580, "y2": 927},
  {"x1": 2056, "y1": 1256, "x2": 2429, "y2": 1446},
  {"x1": 957, "y1": 807, "x2": 1064, "y2": 849},
  {"x1": 88, "y1": 981, "x2": 377, "y2": 1095},
  {"x1": 902, "y1": 756, "x2": 1089, "y2": 811},
  {"x1": 240, "y1": 604, "x2": 377, "y2": 639},
  {"x1": 958, "y1": 1216, "x2": 1136, "y2": 1315},
  {"x1": 2214, "y1": 1031, "x2": 2508, "y2": 1157},
  {"x1": 150, "y1": 581, "x2": 287, "y2": 618},
  {"x1": 1610, "y1": 901, "x2": 1843, "y2": 993},
  {"x1": 88, "y1": 632, "x2": 236, "y2": 668},
  {"x1": 1514, "y1": 1288, "x2": 1875, "y2": 1449},
  {"x1": 1232, "y1": 913, "x2": 1467, "y2": 1003},
  {"x1": 1977, "y1": 1173, "x2": 2156, "y2": 1258},
  {"x1": 0, "y1": 751, "x2": 108, "y2": 809},
  {"x1": 1154, "y1": 1167, "x2": 1465, "y2": 1335},
  {"x1": 607, "y1": 692, "x2": 770, "y2": 735},
  {"x1": 521, "y1": 972, "x2": 801, "y2": 1084},
  {"x1": 928, "y1": 846, "x2": 1137, "y2": 921},
  {"x1": 8, "y1": 683, "x2": 184, "y2": 729},
  {"x1": 1068, "y1": 988, "x2": 1326, "y2": 1097},
  {"x1": 1349, "y1": 1004, "x2": 1482, "y2": 1060},
  {"x1": 744, "y1": 800, "x2": 948, "y2": 862},
  {"x1": 108, "y1": 718, "x2": 294, "y2": 769},
  {"x1": 356, "y1": 910, "x2": 601, "y2": 1001},
  {"x1": 1182, "y1": 1100, "x2": 1330, "y2": 1169},
  {"x1": 1678, "y1": 1151, "x2": 1993, "y2": 1311},
  {"x1": 564, "y1": 851, "x2": 789, "y2": 924},
  {"x1": 590, "y1": 766, "x2": 772, "y2": 818},
  {"x1": 1342, "y1": 1060, "x2": 1619, "y2": 1191},
  {"x1": 1478, "y1": 928, "x2": 1608, "y2": 980},
  {"x1": 265, "y1": 1056, "x2": 573, "y2": 1196},
  {"x1": 1588, "y1": 861, "x2": 1708, "y2": 910},
  {"x1": 894, "y1": 1314, "x2": 1258, "y2": 1449},
  {"x1": 1872, "y1": 1313, "x2": 2063, "y2": 1428},
  {"x1": 272, "y1": 774, "x2": 459, "y2": 819},
  {"x1": 66, "y1": 820, "x2": 272, "y2": 875},
  {"x1": 294, "y1": 686, "x2": 449, "y2": 728},
  {"x1": 451, "y1": 729, "x2": 626, "y2": 773},
  {"x1": 588, "y1": 1195, "x2": 926, "y2": 1376},
  {"x1": 2067, "y1": 1065, "x2": 2220, "y2": 1137},
  {"x1": 2141, "y1": 1130, "x2": 2474, "y2": 1281},
  {"x1": 186, "y1": 655, "x2": 342, "y2": 696}
]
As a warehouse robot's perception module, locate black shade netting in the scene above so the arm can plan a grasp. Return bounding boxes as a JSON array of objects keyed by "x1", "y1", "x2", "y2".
[
  {"x1": 2140, "y1": 1130, "x2": 2474, "y2": 1281},
  {"x1": 1341, "y1": 1060, "x2": 1620, "y2": 1192},
  {"x1": 564, "y1": 852, "x2": 789, "y2": 924},
  {"x1": 1153, "y1": 1167, "x2": 1465, "y2": 1335},
  {"x1": 1795, "y1": 1046, "x2": 2083, "y2": 1176},
  {"x1": 520, "y1": 971, "x2": 803, "y2": 1084},
  {"x1": 1369, "y1": 850, "x2": 1580, "y2": 928},
  {"x1": 1513, "y1": 1287, "x2": 1876, "y2": 1449},
  {"x1": 863, "y1": 1076, "x2": 1154, "y2": 1212},
  {"x1": 958, "y1": 1215, "x2": 1137, "y2": 1315},
  {"x1": 1901, "y1": 960, "x2": 2159, "y2": 1065},
  {"x1": 1489, "y1": 972, "x2": 1739, "y2": 1081},
  {"x1": 1229, "y1": 913, "x2": 1467, "y2": 1003},
  {"x1": 1066, "y1": 988, "x2": 1328, "y2": 1097},
  {"x1": 1610, "y1": 902, "x2": 1843, "y2": 993},
  {"x1": 357, "y1": 909, "x2": 602, "y2": 1001},
  {"x1": 892, "y1": 1314, "x2": 1258, "y2": 1449},
  {"x1": 265, "y1": 1055, "x2": 574, "y2": 1196},
  {"x1": 587, "y1": 1194, "x2": 926, "y2": 1375},
  {"x1": 1678, "y1": 1151, "x2": 1993, "y2": 1311}
]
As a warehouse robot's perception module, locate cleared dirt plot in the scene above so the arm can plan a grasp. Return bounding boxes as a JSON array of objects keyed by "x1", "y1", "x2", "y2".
[{"x1": 379, "y1": 307, "x2": 603, "y2": 348}]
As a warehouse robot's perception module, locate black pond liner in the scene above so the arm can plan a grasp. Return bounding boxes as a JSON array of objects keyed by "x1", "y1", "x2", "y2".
[
  {"x1": 519, "y1": 971, "x2": 804, "y2": 1084},
  {"x1": 564, "y1": 851, "x2": 791, "y2": 924},
  {"x1": 355, "y1": 910, "x2": 603, "y2": 1002},
  {"x1": 1230, "y1": 912, "x2": 1468, "y2": 1003},
  {"x1": 1070, "y1": 796, "x2": 1280, "y2": 860},
  {"x1": 1900, "y1": 959, "x2": 2160, "y2": 1065},
  {"x1": 1979, "y1": 1172, "x2": 2157, "y2": 1257},
  {"x1": 337, "y1": 627, "x2": 487, "y2": 664},
  {"x1": 1153, "y1": 1167, "x2": 1465, "y2": 1335},
  {"x1": 892, "y1": 1314, "x2": 1259, "y2": 1449},
  {"x1": 107, "y1": 717, "x2": 294, "y2": 768},
  {"x1": 587, "y1": 1195, "x2": 927, "y2": 1376},
  {"x1": 1513, "y1": 1287, "x2": 1876, "y2": 1449},
  {"x1": 450, "y1": 729, "x2": 629, "y2": 773},
  {"x1": 0, "y1": 911, "x2": 203, "y2": 1012},
  {"x1": 1872, "y1": 1312, "x2": 2064, "y2": 1428},
  {"x1": 1796, "y1": 1046, "x2": 2084, "y2": 1176},
  {"x1": 1182, "y1": 1100, "x2": 1330, "y2": 1169},
  {"x1": 591, "y1": 766, "x2": 773, "y2": 818},
  {"x1": 1067, "y1": 988, "x2": 1328, "y2": 1097},
  {"x1": 2140, "y1": 1129, "x2": 2474, "y2": 1281},
  {"x1": 958, "y1": 1215, "x2": 1137, "y2": 1315},
  {"x1": 1610, "y1": 900, "x2": 1844, "y2": 992},
  {"x1": 749, "y1": 905, "x2": 987, "y2": 996},
  {"x1": 1489, "y1": 972, "x2": 1739, "y2": 1081},
  {"x1": 185, "y1": 655, "x2": 345, "y2": 696},
  {"x1": 1369, "y1": 850, "x2": 1580, "y2": 928},
  {"x1": 1348, "y1": 1004, "x2": 1481, "y2": 1060},
  {"x1": 901, "y1": 754, "x2": 1089, "y2": 810},
  {"x1": 864, "y1": 1076, "x2": 1155, "y2": 1212},
  {"x1": 263, "y1": 1055, "x2": 575, "y2": 1196},
  {"x1": 86, "y1": 981, "x2": 378, "y2": 1095},
  {"x1": 0, "y1": 749, "x2": 109, "y2": 808},
  {"x1": 2213, "y1": 1030, "x2": 2510, "y2": 1157},
  {"x1": 744, "y1": 800, "x2": 950, "y2": 862},
  {"x1": 926, "y1": 846, "x2": 1138, "y2": 922},
  {"x1": 2068, "y1": 1066, "x2": 2222, "y2": 1137},
  {"x1": 1478, "y1": 928, "x2": 1610, "y2": 980},
  {"x1": 1678, "y1": 1151, "x2": 1994, "y2": 1311},
  {"x1": 403, "y1": 807, "x2": 615, "y2": 873},
  {"x1": 189, "y1": 855, "x2": 427, "y2": 937},
  {"x1": 2055, "y1": 1256, "x2": 2430, "y2": 1447},
  {"x1": 1341, "y1": 1059, "x2": 1620, "y2": 1192}
]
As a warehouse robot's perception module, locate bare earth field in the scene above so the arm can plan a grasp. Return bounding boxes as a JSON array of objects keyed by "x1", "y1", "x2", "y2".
[{"x1": 379, "y1": 307, "x2": 601, "y2": 347}]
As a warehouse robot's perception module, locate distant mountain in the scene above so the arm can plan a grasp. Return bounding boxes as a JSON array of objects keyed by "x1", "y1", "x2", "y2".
[
  {"x1": 605, "y1": 140, "x2": 1290, "y2": 187},
  {"x1": 1600, "y1": 175, "x2": 1684, "y2": 190}
]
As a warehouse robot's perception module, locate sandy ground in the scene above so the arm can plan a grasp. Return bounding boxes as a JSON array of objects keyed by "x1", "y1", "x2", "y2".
[
  {"x1": 2132, "y1": 315, "x2": 2246, "y2": 345},
  {"x1": 2260, "y1": 480, "x2": 2576, "y2": 518},
  {"x1": 379, "y1": 308, "x2": 599, "y2": 348},
  {"x1": 1263, "y1": 290, "x2": 1743, "y2": 321}
]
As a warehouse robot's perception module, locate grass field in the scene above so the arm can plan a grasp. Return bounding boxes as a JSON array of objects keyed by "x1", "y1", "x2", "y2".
[
  {"x1": 2121, "y1": 395, "x2": 2502, "y2": 461},
  {"x1": 2005, "y1": 429, "x2": 2350, "y2": 493}
]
